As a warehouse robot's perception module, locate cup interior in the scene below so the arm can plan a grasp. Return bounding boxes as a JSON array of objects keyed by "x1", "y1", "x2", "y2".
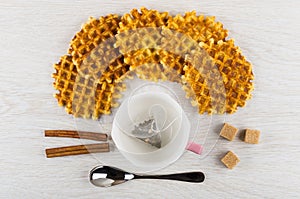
[{"x1": 111, "y1": 92, "x2": 190, "y2": 168}]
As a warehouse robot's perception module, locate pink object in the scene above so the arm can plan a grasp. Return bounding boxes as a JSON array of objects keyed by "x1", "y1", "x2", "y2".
[{"x1": 186, "y1": 142, "x2": 203, "y2": 154}]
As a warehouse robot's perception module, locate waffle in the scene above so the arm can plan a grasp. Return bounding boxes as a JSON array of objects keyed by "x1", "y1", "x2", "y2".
[
  {"x1": 98, "y1": 56, "x2": 129, "y2": 108},
  {"x1": 158, "y1": 50, "x2": 185, "y2": 83},
  {"x1": 52, "y1": 55, "x2": 77, "y2": 113},
  {"x1": 122, "y1": 49, "x2": 184, "y2": 83},
  {"x1": 72, "y1": 76, "x2": 112, "y2": 119},
  {"x1": 131, "y1": 63, "x2": 167, "y2": 82},
  {"x1": 72, "y1": 55, "x2": 129, "y2": 119},
  {"x1": 161, "y1": 26, "x2": 202, "y2": 55},
  {"x1": 116, "y1": 8, "x2": 169, "y2": 79},
  {"x1": 159, "y1": 28, "x2": 203, "y2": 83},
  {"x1": 183, "y1": 39, "x2": 254, "y2": 114},
  {"x1": 116, "y1": 7, "x2": 169, "y2": 54},
  {"x1": 159, "y1": 11, "x2": 229, "y2": 99},
  {"x1": 53, "y1": 15, "x2": 129, "y2": 119},
  {"x1": 116, "y1": 27, "x2": 163, "y2": 56},
  {"x1": 53, "y1": 57, "x2": 128, "y2": 119},
  {"x1": 166, "y1": 11, "x2": 228, "y2": 43},
  {"x1": 119, "y1": 7, "x2": 170, "y2": 31},
  {"x1": 203, "y1": 39, "x2": 253, "y2": 113},
  {"x1": 182, "y1": 60, "x2": 219, "y2": 114},
  {"x1": 52, "y1": 8, "x2": 254, "y2": 119},
  {"x1": 116, "y1": 8, "x2": 186, "y2": 83},
  {"x1": 163, "y1": 11, "x2": 251, "y2": 114},
  {"x1": 69, "y1": 15, "x2": 121, "y2": 67}
]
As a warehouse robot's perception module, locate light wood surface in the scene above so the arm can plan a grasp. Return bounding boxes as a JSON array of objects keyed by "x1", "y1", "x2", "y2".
[{"x1": 1, "y1": 0, "x2": 300, "y2": 198}]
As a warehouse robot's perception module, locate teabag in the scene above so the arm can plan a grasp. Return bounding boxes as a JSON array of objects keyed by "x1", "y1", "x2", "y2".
[
  {"x1": 131, "y1": 104, "x2": 167, "y2": 148},
  {"x1": 131, "y1": 118, "x2": 161, "y2": 148}
]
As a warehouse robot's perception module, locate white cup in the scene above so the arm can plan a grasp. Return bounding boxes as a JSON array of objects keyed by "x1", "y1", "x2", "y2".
[{"x1": 111, "y1": 92, "x2": 191, "y2": 170}]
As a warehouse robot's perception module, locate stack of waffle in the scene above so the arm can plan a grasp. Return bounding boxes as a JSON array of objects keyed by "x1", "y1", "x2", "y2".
[{"x1": 52, "y1": 7, "x2": 254, "y2": 119}]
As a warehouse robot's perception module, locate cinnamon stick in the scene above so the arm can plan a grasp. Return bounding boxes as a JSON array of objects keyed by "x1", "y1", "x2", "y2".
[
  {"x1": 44, "y1": 130, "x2": 107, "y2": 141},
  {"x1": 45, "y1": 143, "x2": 109, "y2": 158}
]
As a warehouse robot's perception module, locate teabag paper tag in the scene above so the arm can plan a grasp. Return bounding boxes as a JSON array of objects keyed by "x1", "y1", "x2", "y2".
[{"x1": 131, "y1": 105, "x2": 167, "y2": 148}]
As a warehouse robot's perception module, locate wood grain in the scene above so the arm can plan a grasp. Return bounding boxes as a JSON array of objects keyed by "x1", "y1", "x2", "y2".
[{"x1": 0, "y1": 0, "x2": 300, "y2": 198}]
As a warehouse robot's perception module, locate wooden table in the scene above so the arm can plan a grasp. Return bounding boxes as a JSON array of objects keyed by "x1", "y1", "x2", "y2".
[{"x1": 1, "y1": 0, "x2": 299, "y2": 198}]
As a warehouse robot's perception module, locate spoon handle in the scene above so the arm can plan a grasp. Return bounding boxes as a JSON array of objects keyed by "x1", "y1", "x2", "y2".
[{"x1": 134, "y1": 172, "x2": 205, "y2": 183}]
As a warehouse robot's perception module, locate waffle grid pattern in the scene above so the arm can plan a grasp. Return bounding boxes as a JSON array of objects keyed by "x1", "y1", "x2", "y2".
[{"x1": 52, "y1": 7, "x2": 254, "y2": 119}]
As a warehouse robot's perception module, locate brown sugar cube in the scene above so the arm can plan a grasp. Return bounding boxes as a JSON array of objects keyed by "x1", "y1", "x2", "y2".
[
  {"x1": 244, "y1": 129, "x2": 260, "y2": 144},
  {"x1": 221, "y1": 151, "x2": 240, "y2": 169},
  {"x1": 219, "y1": 123, "x2": 238, "y2": 141}
]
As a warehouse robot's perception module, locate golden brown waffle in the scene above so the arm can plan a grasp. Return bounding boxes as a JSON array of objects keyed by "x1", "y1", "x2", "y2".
[
  {"x1": 122, "y1": 49, "x2": 184, "y2": 83},
  {"x1": 119, "y1": 7, "x2": 170, "y2": 31},
  {"x1": 183, "y1": 39, "x2": 254, "y2": 114},
  {"x1": 72, "y1": 78, "x2": 115, "y2": 119},
  {"x1": 116, "y1": 8, "x2": 186, "y2": 83},
  {"x1": 159, "y1": 11, "x2": 229, "y2": 109},
  {"x1": 166, "y1": 11, "x2": 228, "y2": 43},
  {"x1": 69, "y1": 15, "x2": 121, "y2": 67},
  {"x1": 160, "y1": 26, "x2": 202, "y2": 55},
  {"x1": 161, "y1": 11, "x2": 251, "y2": 114},
  {"x1": 98, "y1": 56, "x2": 129, "y2": 109},
  {"x1": 53, "y1": 57, "x2": 128, "y2": 119},
  {"x1": 116, "y1": 9, "x2": 229, "y2": 86},
  {"x1": 123, "y1": 48, "x2": 159, "y2": 69},
  {"x1": 131, "y1": 63, "x2": 167, "y2": 82},
  {"x1": 52, "y1": 55, "x2": 77, "y2": 113},
  {"x1": 116, "y1": 7, "x2": 169, "y2": 58},
  {"x1": 159, "y1": 28, "x2": 203, "y2": 83},
  {"x1": 205, "y1": 39, "x2": 254, "y2": 113},
  {"x1": 183, "y1": 51, "x2": 227, "y2": 114},
  {"x1": 116, "y1": 8, "x2": 169, "y2": 79},
  {"x1": 53, "y1": 15, "x2": 129, "y2": 119},
  {"x1": 71, "y1": 56, "x2": 128, "y2": 119},
  {"x1": 158, "y1": 50, "x2": 185, "y2": 83},
  {"x1": 116, "y1": 27, "x2": 163, "y2": 55},
  {"x1": 52, "y1": 8, "x2": 254, "y2": 119}
]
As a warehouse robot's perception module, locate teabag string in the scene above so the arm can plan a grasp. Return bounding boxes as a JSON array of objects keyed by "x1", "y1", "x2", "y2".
[{"x1": 131, "y1": 104, "x2": 176, "y2": 148}]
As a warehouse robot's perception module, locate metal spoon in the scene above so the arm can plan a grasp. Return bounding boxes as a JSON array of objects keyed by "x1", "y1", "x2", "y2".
[{"x1": 90, "y1": 166, "x2": 205, "y2": 187}]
